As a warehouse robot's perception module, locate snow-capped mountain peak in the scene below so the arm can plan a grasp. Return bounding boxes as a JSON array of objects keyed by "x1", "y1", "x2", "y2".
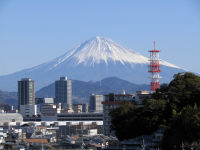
[
  {"x1": 50, "y1": 36, "x2": 150, "y2": 70},
  {"x1": 72, "y1": 36, "x2": 148, "y2": 65},
  {"x1": 50, "y1": 36, "x2": 180, "y2": 69}
]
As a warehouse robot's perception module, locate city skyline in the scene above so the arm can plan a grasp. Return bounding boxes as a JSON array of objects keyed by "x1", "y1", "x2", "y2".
[{"x1": 0, "y1": 0, "x2": 200, "y2": 75}]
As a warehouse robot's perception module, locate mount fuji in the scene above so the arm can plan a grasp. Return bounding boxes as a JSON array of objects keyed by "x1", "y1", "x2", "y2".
[{"x1": 0, "y1": 36, "x2": 185, "y2": 91}]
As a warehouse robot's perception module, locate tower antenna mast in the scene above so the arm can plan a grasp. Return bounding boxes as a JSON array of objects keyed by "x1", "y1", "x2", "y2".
[{"x1": 148, "y1": 41, "x2": 161, "y2": 91}]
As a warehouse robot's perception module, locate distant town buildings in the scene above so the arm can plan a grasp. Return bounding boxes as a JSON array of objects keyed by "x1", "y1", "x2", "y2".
[
  {"x1": 9, "y1": 75, "x2": 159, "y2": 149},
  {"x1": 55, "y1": 77, "x2": 72, "y2": 110},
  {"x1": 89, "y1": 94, "x2": 104, "y2": 113},
  {"x1": 0, "y1": 119, "x2": 104, "y2": 149}
]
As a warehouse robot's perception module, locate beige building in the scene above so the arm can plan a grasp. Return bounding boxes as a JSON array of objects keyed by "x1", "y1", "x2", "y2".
[{"x1": 40, "y1": 103, "x2": 61, "y2": 121}]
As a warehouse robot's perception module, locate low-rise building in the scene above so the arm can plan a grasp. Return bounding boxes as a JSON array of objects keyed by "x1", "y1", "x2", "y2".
[
  {"x1": 136, "y1": 91, "x2": 152, "y2": 101},
  {"x1": 40, "y1": 103, "x2": 61, "y2": 121},
  {"x1": 0, "y1": 113, "x2": 23, "y2": 125},
  {"x1": 58, "y1": 121, "x2": 103, "y2": 137},
  {"x1": 20, "y1": 105, "x2": 37, "y2": 117},
  {"x1": 57, "y1": 113, "x2": 103, "y2": 121}
]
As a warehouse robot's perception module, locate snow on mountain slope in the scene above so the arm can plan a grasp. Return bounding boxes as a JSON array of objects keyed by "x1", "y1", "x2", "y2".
[
  {"x1": 0, "y1": 36, "x2": 185, "y2": 91},
  {"x1": 72, "y1": 36, "x2": 148, "y2": 65},
  {"x1": 48, "y1": 36, "x2": 180, "y2": 70}
]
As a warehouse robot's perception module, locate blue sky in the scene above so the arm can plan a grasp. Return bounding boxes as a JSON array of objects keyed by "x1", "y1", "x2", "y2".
[{"x1": 0, "y1": 0, "x2": 200, "y2": 75}]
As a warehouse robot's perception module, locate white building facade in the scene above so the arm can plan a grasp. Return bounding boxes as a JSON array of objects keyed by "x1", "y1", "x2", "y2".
[{"x1": 20, "y1": 105, "x2": 37, "y2": 117}]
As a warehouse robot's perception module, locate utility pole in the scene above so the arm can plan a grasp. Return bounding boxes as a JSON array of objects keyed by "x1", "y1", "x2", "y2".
[
  {"x1": 41, "y1": 141, "x2": 44, "y2": 150},
  {"x1": 141, "y1": 138, "x2": 145, "y2": 150},
  {"x1": 123, "y1": 144, "x2": 126, "y2": 150},
  {"x1": 181, "y1": 141, "x2": 185, "y2": 150}
]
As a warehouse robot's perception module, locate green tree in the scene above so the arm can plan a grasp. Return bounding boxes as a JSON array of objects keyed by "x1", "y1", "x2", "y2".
[
  {"x1": 110, "y1": 102, "x2": 139, "y2": 140},
  {"x1": 162, "y1": 105, "x2": 200, "y2": 149},
  {"x1": 110, "y1": 99, "x2": 169, "y2": 141},
  {"x1": 168, "y1": 72, "x2": 200, "y2": 111},
  {"x1": 152, "y1": 83, "x2": 169, "y2": 100},
  {"x1": 161, "y1": 72, "x2": 200, "y2": 149}
]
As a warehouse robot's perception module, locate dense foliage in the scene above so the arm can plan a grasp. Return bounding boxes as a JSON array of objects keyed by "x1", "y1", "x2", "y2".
[
  {"x1": 163, "y1": 105, "x2": 200, "y2": 149},
  {"x1": 110, "y1": 72, "x2": 200, "y2": 149},
  {"x1": 110, "y1": 100, "x2": 170, "y2": 141},
  {"x1": 168, "y1": 72, "x2": 200, "y2": 111}
]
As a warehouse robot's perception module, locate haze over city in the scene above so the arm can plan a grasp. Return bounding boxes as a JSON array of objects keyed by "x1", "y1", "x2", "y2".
[{"x1": 0, "y1": 0, "x2": 200, "y2": 76}]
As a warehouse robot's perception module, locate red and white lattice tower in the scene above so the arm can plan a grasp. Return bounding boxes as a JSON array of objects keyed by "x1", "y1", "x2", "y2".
[{"x1": 148, "y1": 41, "x2": 161, "y2": 91}]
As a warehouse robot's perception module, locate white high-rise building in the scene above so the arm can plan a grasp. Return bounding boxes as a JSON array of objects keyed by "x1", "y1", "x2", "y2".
[{"x1": 55, "y1": 77, "x2": 72, "y2": 110}]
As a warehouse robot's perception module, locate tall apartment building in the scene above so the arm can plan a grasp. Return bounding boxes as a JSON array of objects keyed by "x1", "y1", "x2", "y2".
[
  {"x1": 102, "y1": 93, "x2": 135, "y2": 136},
  {"x1": 18, "y1": 78, "x2": 37, "y2": 117},
  {"x1": 89, "y1": 94, "x2": 104, "y2": 113},
  {"x1": 55, "y1": 77, "x2": 72, "y2": 110}
]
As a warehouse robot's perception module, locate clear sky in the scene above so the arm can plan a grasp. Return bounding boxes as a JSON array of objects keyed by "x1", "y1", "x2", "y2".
[{"x1": 0, "y1": 0, "x2": 200, "y2": 75}]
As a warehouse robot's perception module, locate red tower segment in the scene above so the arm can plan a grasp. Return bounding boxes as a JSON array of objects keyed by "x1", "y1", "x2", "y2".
[{"x1": 148, "y1": 41, "x2": 161, "y2": 91}]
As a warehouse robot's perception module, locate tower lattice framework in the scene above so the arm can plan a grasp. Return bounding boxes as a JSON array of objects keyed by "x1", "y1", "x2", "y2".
[{"x1": 149, "y1": 41, "x2": 161, "y2": 91}]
